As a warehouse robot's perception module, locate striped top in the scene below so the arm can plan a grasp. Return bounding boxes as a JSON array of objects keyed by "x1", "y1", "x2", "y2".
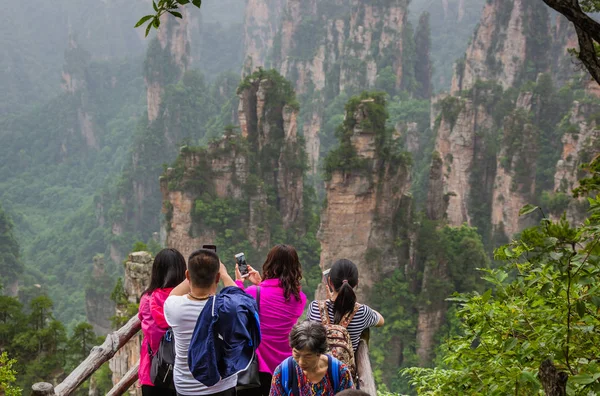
[{"x1": 307, "y1": 300, "x2": 380, "y2": 351}]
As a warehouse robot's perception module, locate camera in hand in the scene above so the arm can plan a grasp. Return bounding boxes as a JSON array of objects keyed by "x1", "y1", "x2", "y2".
[{"x1": 235, "y1": 252, "x2": 249, "y2": 277}]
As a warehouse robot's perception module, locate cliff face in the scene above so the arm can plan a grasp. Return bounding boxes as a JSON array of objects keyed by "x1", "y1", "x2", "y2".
[
  {"x1": 161, "y1": 70, "x2": 306, "y2": 260},
  {"x1": 552, "y1": 101, "x2": 600, "y2": 224},
  {"x1": 109, "y1": 252, "x2": 152, "y2": 395},
  {"x1": 242, "y1": 0, "x2": 286, "y2": 73},
  {"x1": 85, "y1": 255, "x2": 115, "y2": 336},
  {"x1": 146, "y1": 12, "x2": 190, "y2": 122},
  {"x1": 429, "y1": 90, "x2": 495, "y2": 227},
  {"x1": 274, "y1": 0, "x2": 411, "y2": 173},
  {"x1": 451, "y1": 0, "x2": 549, "y2": 93},
  {"x1": 319, "y1": 94, "x2": 412, "y2": 300},
  {"x1": 61, "y1": 37, "x2": 99, "y2": 151},
  {"x1": 491, "y1": 92, "x2": 539, "y2": 237}
]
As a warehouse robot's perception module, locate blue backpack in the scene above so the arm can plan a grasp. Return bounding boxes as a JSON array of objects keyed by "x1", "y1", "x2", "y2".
[{"x1": 281, "y1": 355, "x2": 341, "y2": 396}]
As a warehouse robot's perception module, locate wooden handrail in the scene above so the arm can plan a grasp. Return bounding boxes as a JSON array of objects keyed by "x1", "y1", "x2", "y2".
[
  {"x1": 356, "y1": 329, "x2": 376, "y2": 395},
  {"x1": 106, "y1": 362, "x2": 139, "y2": 396},
  {"x1": 32, "y1": 315, "x2": 141, "y2": 396}
]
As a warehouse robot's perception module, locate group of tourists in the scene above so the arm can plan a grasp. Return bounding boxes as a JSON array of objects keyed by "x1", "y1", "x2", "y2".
[{"x1": 137, "y1": 244, "x2": 384, "y2": 396}]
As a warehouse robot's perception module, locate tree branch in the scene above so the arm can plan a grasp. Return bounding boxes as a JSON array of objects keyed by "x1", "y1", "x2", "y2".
[{"x1": 542, "y1": 0, "x2": 600, "y2": 85}]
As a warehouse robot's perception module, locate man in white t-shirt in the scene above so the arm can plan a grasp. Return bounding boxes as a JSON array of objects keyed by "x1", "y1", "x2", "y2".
[{"x1": 164, "y1": 249, "x2": 238, "y2": 396}]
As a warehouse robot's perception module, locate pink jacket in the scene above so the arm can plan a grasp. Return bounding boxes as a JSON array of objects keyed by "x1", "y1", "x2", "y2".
[
  {"x1": 138, "y1": 288, "x2": 173, "y2": 386},
  {"x1": 236, "y1": 279, "x2": 307, "y2": 374}
]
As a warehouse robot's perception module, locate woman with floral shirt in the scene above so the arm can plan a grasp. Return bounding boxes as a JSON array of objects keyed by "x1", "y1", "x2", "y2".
[{"x1": 269, "y1": 321, "x2": 353, "y2": 396}]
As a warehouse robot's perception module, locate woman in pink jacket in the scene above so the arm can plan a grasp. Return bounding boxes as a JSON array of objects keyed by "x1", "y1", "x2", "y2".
[
  {"x1": 138, "y1": 248, "x2": 186, "y2": 396},
  {"x1": 235, "y1": 244, "x2": 307, "y2": 396}
]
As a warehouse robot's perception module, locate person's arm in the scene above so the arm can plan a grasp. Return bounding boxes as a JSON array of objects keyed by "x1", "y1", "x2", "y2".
[
  {"x1": 170, "y1": 279, "x2": 191, "y2": 296},
  {"x1": 361, "y1": 304, "x2": 385, "y2": 328},
  {"x1": 374, "y1": 309, "x2": 384, "y2": 327},
  {"x1": 220, "y1": 262, "x2": 237, "y2": 288}
]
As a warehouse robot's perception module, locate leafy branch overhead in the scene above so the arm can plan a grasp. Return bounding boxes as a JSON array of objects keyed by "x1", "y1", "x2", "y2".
[{"x1": 135, "y1": 0, "x2": 201, "y2": 37}]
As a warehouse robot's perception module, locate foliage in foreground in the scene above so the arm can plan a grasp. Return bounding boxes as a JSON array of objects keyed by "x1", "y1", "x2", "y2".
[
  {"x1": 404, "y1": 162, "x2": 600, "y2": 394},
  {"x1": 0, "y1": 352, "x2": 21, "y2": 396}
]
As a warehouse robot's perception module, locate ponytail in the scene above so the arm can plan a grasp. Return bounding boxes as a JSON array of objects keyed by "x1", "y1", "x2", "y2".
[
  {"x1": 333, "y1": 282, "x2": 356, "y2": 324},
  {"x1": 328, "y1": 259, "x2": 359, "y2": 324}
]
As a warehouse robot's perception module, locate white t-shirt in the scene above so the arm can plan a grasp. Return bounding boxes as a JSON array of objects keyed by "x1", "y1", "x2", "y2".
[{"x1": 164, "y1": 295, "x2": 238, "y2": 395}]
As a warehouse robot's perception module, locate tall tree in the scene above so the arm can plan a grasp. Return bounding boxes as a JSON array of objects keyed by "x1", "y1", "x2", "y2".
[
  {"x1": 541, "y1": 0, "x2": 600, "y2": 85},
  {"x1": 0, "y1": 203, "x2": 23, "y2": 289},
  {"x1": 414, "y1": 12, "x2": 432, "y2": 99}
]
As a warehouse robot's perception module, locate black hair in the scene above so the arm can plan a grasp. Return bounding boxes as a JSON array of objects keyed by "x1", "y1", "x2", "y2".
[
  {"x1": 328, "y1": 259, "x2": 359, "y2": 324},
  {"x1": 289, "y1": 320, "x2": 328, "y2": 355},
  {"x1": 188, "y1": 248, "x2": 220, "y2": 288},
  {"x1": 142, "y1": 248, "x2": 187, "y2": 296}
]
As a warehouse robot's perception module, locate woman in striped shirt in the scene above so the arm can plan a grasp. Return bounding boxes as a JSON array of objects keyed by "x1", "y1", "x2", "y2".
[{"x1": 307, "y1": 259, "x2": 384, "y2": 352}]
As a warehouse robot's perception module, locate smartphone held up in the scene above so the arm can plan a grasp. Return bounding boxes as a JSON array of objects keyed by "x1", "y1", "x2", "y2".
[{"x1": 235, "y1": 252, "x2": 249, "y2": 278}]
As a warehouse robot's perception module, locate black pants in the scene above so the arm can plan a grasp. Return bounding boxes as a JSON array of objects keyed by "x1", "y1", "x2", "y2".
[
  {"x1": 237, "y1": 372, "x2": 272, "y2": 396},
  {"x1": 142, "y1": 385, "x2": 177, "y2": 396},
  {"x1": 177, "y1": 386, "x2": 236, "y2": 396}
]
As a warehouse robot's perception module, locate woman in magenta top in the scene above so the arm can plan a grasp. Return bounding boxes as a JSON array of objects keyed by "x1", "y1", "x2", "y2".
[
  {"x1": 235, "y1": 244, "x2": 307, "y2": 396},
  {"x1": 138, "y1": 248, "x2": 186, "y2": 396}
]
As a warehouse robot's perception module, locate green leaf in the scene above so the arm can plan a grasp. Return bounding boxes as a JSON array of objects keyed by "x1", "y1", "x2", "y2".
[
  {"x1": 481, "y1": 289, "x2": 492, "y2": 303},
  {"x1": 520, "y1": 370, "x2": 538, "y2": 384},
  {"x1": 519, "y1": 204, "x2": 539, "y2": 216},
  {"x1": 504, "y1": 337, "x2": 517, "y2": 352},
  {"x1": 153, "y1": 17, "x2": 160, "y2": 28},
  {"x1": 192, "y1": 0, "x2": 202, "y2": 7},
  {"x1": 145, "y1": 22, "x2": 153, "y2": 37},
  {"x1": 176, "y1": 0, "x2": 191, "y2": 3},
  {"x1": 540, "y1": 282, "x2": 552, "y2": 295},
  {"x1": 168, "y1": 11, "x2": 183, "y2": 18},
  {"x1": 591, "y1": 296, "x2": 600, "y2": 308},
  {"x1": 153, "y1": 0, "x2": 158, "y2": 12},
  {"x1": 571, "y1": 374, "x2": 597, "y2": 385},
  {"x1": 576, "y1": 300, "x2": 586, "y2": 318},
  {"x1": 135, "y1": 15, "x2": 154, "y2": 28}
]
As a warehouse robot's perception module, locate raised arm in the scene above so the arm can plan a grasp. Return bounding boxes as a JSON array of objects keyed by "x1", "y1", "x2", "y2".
[
  {"x1": 220, "y1": 262, "x2": 237, "y2": 288},
  {"x1": 170, "y1": 278, "x2": 191, "y2": 296}
]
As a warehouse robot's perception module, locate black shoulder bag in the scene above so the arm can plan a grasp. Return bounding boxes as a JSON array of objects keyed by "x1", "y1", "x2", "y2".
[{"x1": 236, "y1": 286, "x2": 261, "y2": 390}]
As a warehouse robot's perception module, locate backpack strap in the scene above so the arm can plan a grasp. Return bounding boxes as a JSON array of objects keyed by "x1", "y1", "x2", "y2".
[
  {"x1": 327, "y1": 355, "x2": 340, "y2": 393},
  {"x1": 318, "y1": 300, "x2": 331, "y2": 325},
  {"x1": 256, "y1": 286, "x2": 261, "y2": 313},
  {"x1": 340, "y1": 303, "x2": 361, "y2": 328},
  {"x1": 281, "y1": 357, "x2": 299, "y2": 396}
]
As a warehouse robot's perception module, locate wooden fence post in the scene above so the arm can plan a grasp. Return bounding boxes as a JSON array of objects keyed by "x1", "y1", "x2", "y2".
[{"x1": 31, "y1": 382, "x2": 55, "y2": 396}]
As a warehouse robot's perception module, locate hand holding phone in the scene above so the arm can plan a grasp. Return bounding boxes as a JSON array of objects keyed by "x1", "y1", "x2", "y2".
[{"x1": 235, "y1": 253, "x2": 249, "y2": 278}]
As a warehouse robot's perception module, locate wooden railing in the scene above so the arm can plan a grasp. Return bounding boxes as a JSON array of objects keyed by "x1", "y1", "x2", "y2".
[
  {"x1": 32, "y1": 316, "x2": 378, "y2": 395},
  {"x1": 32, "y1": 316, "x2": 141, "y2": 396},
  {"x1": 356, "y1": 329, "x2": 376, "y2": 395}
]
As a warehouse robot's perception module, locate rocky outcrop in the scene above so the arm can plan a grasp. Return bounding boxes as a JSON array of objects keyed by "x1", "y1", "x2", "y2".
[
  {"x1": 553, "y1": 101, "x2": 600, "y2": 224},
  {"x1": 451, "y1": 0, "x2": 549, "y2": 93},
  {"x1": 491, "y1": 92, "x2": 538, "y2": 237},
  {"x1": 160, "y1": 139, "x2": 248, "y2": 259},
  {"x1": 109, "y1": 252, "x2": 152, "y2": 396},
  {"x1": 274, "y1": 0, "x2": 411, "y2": 173},
  {"x1": 146, "y1": 12, "x2": 190, "y2": 122},
  {"x1": 85, "y1": 255, "x2": 115, "y2": 336},
  {"x1": 242, "y1": 0, "x2": 286, "y2": 73},
  {"x1": 319, "y1": 95, "x2": 412, "y2": 299},
  {"x1": 60, "y1": 36, "x2": 99, "y2": 150},
  {"x1": 431, "y1": 93, "x2": 494, "y2": 226},
  {"x1": 161, "y1": 71, "x2": 305, "y2": 259}
]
